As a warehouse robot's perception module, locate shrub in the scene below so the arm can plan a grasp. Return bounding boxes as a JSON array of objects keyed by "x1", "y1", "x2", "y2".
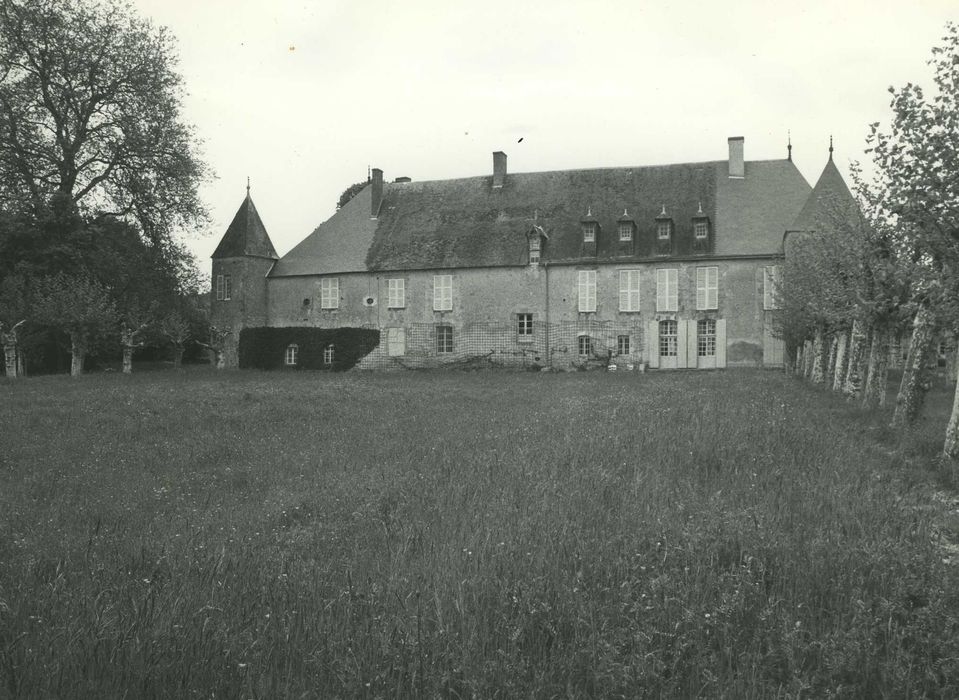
[{"x1": 238, "y1": 327, "x2": 379, "y2": 371}]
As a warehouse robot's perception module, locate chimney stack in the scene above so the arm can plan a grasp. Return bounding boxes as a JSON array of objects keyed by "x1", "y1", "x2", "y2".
[
  {"x1": 371, "y1": 168, "x2": 383, "y2": 218},
  {"x1": 493, "y1": 151, "x2": 507, "y2": 188},
  {"x1": 728, "y1": 137, "x2": 744, "y2": 178}
]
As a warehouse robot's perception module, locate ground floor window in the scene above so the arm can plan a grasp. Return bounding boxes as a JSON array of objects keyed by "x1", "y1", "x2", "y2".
[
  {"x1": 323, "y1": 345, "x2": 335, "y2": 366},
  {"x1": 659, "y1": 320, "x2": 677, "y2": 357},
  {"x1": 617, "y1": 334, "x2": 630, "y2": 355},
  {"x1": 578, "y1": 335, "x2": 592, "y2": 356},
  {"x1": 518, "y1": 313, "x2": 533, "y2": 341},
  {"x1": 697, "y1": 319, "x2": 716, "y2": 357},
  {"x1": 285, "y1": 344, "x2": 298, "y2": 366},
  {"x1": 437, "y1": 325, "x2": 453, "y2": 353}
]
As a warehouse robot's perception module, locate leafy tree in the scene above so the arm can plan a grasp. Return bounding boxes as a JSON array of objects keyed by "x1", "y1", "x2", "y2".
[
  {"x1": 0, "y1": 0, "x2": 208, "y2": 243},
  {"x1": 336, "y1": 180, "x2": 368, "y2": 211},
  {"x1": 32, "y1": 272, "x2": 116, "y2": 376},
  {"x1": 864, "y1": 23, "x2": 959, "y2": 452}
]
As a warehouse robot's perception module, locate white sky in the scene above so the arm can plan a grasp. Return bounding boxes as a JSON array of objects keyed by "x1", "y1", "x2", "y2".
[{"x1": 129, "y1": 0, "x2": 956, "y2": 264}]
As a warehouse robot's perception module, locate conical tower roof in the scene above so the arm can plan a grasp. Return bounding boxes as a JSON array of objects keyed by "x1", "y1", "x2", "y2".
[
  {"x1": 789, "y1": 155, "x2": 858, "y2": 233},
  {"x1": 212, "y1": 191, "x2": 278, "y2": 259}
]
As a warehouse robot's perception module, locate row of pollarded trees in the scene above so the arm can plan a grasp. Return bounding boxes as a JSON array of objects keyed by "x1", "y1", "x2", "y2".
[
  {"x1": 0, "y1": 272, "x2": 232, "y2": 378},
  {"x1": 782, "y1": 22, "x2": 959, "y2": 462}
]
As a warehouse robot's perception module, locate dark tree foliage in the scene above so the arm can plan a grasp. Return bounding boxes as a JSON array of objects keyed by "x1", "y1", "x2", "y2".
[
  {"x1": 0, "y1": 0, "x2": 208, "y2": 242},
  {"x1": 239, "y1": 327, "x2": 380, "y2": 371},
  {"x1": 336, "y1": 180, "x2": 368, "y2": 211}
]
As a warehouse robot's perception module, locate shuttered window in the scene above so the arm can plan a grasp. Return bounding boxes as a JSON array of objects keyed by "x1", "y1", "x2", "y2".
[
  {"x1": 387, "y1": 279, "x2": 405, "y2": 308},
  {"x1": 320, "y1": 278, "x2": 338, "y2": 309},
  {"x1": 433, "y1": 275, "x2": 452, "y2": 311},
  {"x1": 655, "y1": 269, "x2": 678, "y2": 312},
  {"x1": 764, "y1": 266, "x2": 781, "y2": 310},
  {"x1": 696, "y1": 267, "x2": 718, "y2": 310},
  {"x1": 578, "y1": 270, "x2": 596, "y2": 312},
  {"x1": 619, "y1": 270, "x2": 641, "y2": 312}
]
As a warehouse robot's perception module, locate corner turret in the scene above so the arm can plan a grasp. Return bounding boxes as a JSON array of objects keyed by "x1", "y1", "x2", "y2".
[{"x1": 210, "y1": 185, "x2": 279, "y2": 366}]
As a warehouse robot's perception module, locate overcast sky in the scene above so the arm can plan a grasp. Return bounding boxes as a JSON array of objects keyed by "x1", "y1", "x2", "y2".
[{"x1": 130, "y1": 0, "x2": 956, "y2": 265}]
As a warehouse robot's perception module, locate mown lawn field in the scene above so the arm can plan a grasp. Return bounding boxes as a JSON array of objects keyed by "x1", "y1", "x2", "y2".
[{"x1": 2, "y1": 368, "x2": 959, "y2": 698}]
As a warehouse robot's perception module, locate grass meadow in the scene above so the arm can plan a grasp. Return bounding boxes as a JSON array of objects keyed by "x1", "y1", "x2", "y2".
[{"x1": 2, "y1": 368, "x2": 959, "y2": 698}]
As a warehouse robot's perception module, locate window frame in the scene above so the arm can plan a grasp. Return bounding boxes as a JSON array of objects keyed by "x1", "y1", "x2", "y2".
[
  {"x1": 659, "y1": 320, "x2": 678, "y2": 357},
  {"x1": 618, "y1": 222, "x2": 633, "y2": 242},
  {"x1": 582, "y1": 222, "x2": 596, "y2": 243},
  {"x1": 655, "y1": 268, "x2": 679, "y2": 312},
  {"x1": 436, "y1": 324, "x2": 454, "y2": 353},
  {"x1": 517, "y1": 313, "x2": 533, "y2": 342},
  {"x1": 696, "y1": 266, "x2": 719, "y2": 310},
  {"x1": 657, "y1": 221, "x2": 671, "y2": 240},
  {"x1": 387, "y1": 278, "x2": 405, "y2": 308},
  {"x1": 694, "y1": 220, "x2": 709, "y2": 239},
  {"x1": 320, "y1": 278, "x2": 339, "y2": 309},
  {"x1": 577, "y1": 270, "x2": 597, "y2": 312},
  {"x1": 619, "y1": 269, "x2": 641, "y2": 312},
  {"x1": 697, "y1": 319, "x2": 717, "y2": 357},
  {"x1": 285, "y1": 344, "x2": 298, "y2": 366},
  {"x1": 433, "y1": 275, "x2": 453, "y2": 312},
  {"x1": 617, "y1": 334, "x2": 630, "y2": 355},
  {"x1": 578, "y1": 335, "x2": 592, "y2": 356},
  {"x1": 323, "y1": 345, "x2": 335, "y2": 366}
]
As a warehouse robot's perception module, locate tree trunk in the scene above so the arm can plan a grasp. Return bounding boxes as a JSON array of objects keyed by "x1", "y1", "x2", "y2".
[
  {"x1": 17, "y1": 347, "x2": 25, "y2": 377},
  {"x1": 892, "y1": 306, "x2": 937, "y2": 428},
  {"x1": 943, "y1": 359, "x2": 959, "y2": 461},
  {"x1": 122, "y1": 346, "x2": 134, "y2": 374},
  {"x1": 804, "y1": 339, "x2": 814, "y2": 378},
  {"x1": 812, "y1": 328, "x2": 826, "y2": 384},
  {"x1": 832, "y1": 329, "x2": 849, "y2": 392},
  {"x1": 889, "y1": 332, "x2": 902, "y2": 370},
  {"x1": 172, "y1": 345, "x2": 184, "y2": 369},
  {"x1": 3, "y1": 342, "x2": 17, "y2": 378},
  {"x1": 826, "y1": 335, "x2": 838, "y2": 384},
  {"x1": 794, "y1": 345, "x2": 804, "y2": 376},
  {"x1": 843, "y1": 319, "x2": 867, "y2": 399},
  {"x1": 70, "y1": 335, "x2": 86, "y2": 377},
  {"x1": 862, "y1": 327, "x2": 890, "y2": 409}
]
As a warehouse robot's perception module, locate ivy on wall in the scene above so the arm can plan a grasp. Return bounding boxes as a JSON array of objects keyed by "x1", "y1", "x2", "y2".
[{"x1": 238, "y1": 327, "x2": 380, "y2": 371}]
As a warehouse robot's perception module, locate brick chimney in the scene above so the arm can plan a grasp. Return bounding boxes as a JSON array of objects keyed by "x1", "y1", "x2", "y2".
[
  {"x1": 371, "y1": 168, "x2": 383, "y2": 218},
  {"x1": 728, "y1": 137, "x2": 744, "y2": 178},
  {"x1": 493, "y1": 151, "x2": 507, "y2": 188}
]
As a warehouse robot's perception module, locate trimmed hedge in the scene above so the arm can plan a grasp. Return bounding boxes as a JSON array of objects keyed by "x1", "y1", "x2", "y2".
[{"x1": 238, "y1": 327, "x2": 380, "y2": 371}]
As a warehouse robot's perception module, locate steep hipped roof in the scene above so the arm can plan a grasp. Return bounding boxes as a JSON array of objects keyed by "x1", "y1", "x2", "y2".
[
  {"x1": 212, "y1": 193, "x2": 279, "y2": 259},
  {"x1": 789, "y1": 157, "x2": 858, "y2": 233},
  {"x1": 270, "y1": 156, "x2": 815, "y2": 276},
  {"x1": 270, "y1": 186, "x2": 378, "y2": 276}
]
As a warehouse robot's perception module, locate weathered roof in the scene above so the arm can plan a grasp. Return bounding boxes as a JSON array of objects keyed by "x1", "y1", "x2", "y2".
[
  {"x1": 271, "y1": 156, "x2": 817, "y2": 276},
  {"x1": 789, "y1": 157, "x2": 858, "y2": 233},
  {"x1": 714, "y1": 160, "x2": 812, "y2": 255},
  {"x1": 212, "y1": 193, "x2": 278, "y2": 259},
  {"x1": 270, "y1": 187, "x2": 378, "y2": 276}
]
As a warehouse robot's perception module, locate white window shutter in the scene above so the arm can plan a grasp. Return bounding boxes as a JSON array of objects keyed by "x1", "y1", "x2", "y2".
[
  {"x1": 676, "y1": 319, "x2": 688, "y2": 368},
  {"x1": 619, "y1": 271, "x2": 629, "y2": 311},
  {"x1": 716, "y1": 319, "x2": 727, "y2": 368},
  {"x1": 656, "y1": 270, "x2": 666, "y2": 312},
  {"x1": 687, "y1": 319, "x2": 698, "y2": 368},
  {"x1": 696, "y1": 268, "x2": 707, "y2": 310},
  {"x1": 647, "y1": 320, "x2": 659, "y2": 368},
  {"x1": 668, "y1": 269, "x2": 678, "y2": 311},
  {"x1": 707, "y1": 267, "x2": 718, "y2": 309}
]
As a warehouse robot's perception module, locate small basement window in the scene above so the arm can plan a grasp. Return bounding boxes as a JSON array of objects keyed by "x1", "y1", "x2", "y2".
[
  {"x1": 285, "y1": 344, "x2": 298, "y2": 366},
  {"x1": 323, "y1": 345, "x2": 335, "y2": 366}
]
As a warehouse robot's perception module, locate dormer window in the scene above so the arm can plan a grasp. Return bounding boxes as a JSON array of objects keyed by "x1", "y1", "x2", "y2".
[
  {"x1": 529, "y1": 238, "x2": 541, "y2": 265},
  {"x1": 694, "y1": 221, "x2": 709, "y2": 239},
  {"x1": 692, "y1": 202, "x2": 711, "y2": 253},
  {"x1": 619, "y1": 222, "x2": 633, "y2": 241},
  {"x1": 655, "y1": 205, "x2": 673, "y2": 255},
  {"x1": 657, "y1": 220, "x2": 671, "y2": 240},
  {"x1": 527, "y1": 223, "x2": 547, "y2": 266},
  {"x1": 583, "y1": 222, "x2": 596, "y2": 242}
]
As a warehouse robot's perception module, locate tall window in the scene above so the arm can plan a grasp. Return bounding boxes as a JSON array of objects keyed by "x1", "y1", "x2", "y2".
[
  {"x1": 619, "y1": 270, "x2": 641, "y2": 312},
  {"x1": 216, "y1": 274, "x2": 232, "y2": 301},
  {"x1": 285, "y1": 344, "x2": 298, "y2": 366},
  {"x1": 694, "y1": 221, "x2": 709, "y2": 239},
  {"x1": 433, "y1": 275, "x2": 453, "y2": 311},
  {"x1": 617, "y1": 335, "x2": 630, "y2": 355},
  {"x1": 696, "y1": 267, "x2": 718, "y2": 310},
  {"x1": 387, "y1": 279, "x2": 405, "y2": 308},
  {"x1": 655, "y1": 269, "x2": 678, "y2": 312},
  {"x1": 764, "y1": 266, "x2": 781, "y2": 310},
  {"x1": 436, "y1": 324, "x2": 453, "y2": 353},
  {"x1": 320, "y1": 278, "x2": 339, "y2": 309},
  {"x1": 659, "y1": 320, "x2": 678, "y2": 357},
  {"x1": 582, "y1": 223, "x2": 596, "y2": 243},
  {"x1": 697, "y1": 320, "x2": 717, "y2": 357},
  {"x1": 619, "y1": 222, "x2": 633, "y2": 241},
  {"x1": 578, "y1": 270, "x2": 596, "y2": 312},
  {"x1": 387, "y1": 328, "x2": 406, "y2": 356},
  {"x1": 517, "y1": 313, "x2": 533, "y2": 342},
  {"x1": 323, "y1": 345, "x2": 335, "y2": 366},
  {"x1": 578, "y1": 335, "x2": 592, "y2": 356}
]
